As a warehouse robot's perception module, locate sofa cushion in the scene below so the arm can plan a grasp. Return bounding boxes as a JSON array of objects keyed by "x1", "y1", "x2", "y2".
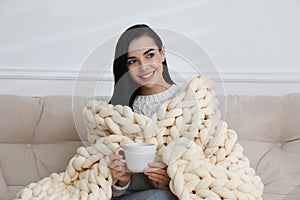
[
  {"x1": 0, "y1": 95, "x2": 83, "y2": 199},
  {"x1": 221, "y1": 94, "x2": 300, "y2": 199}
]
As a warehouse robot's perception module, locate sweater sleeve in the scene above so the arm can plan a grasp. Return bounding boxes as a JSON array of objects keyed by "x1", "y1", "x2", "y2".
[{"x1": 112, "y1": 181, "x2": 130, "y2": 197}]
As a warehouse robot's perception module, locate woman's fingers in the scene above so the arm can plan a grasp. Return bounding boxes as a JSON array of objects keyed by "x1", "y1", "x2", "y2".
[
  {"x1": 144, "y1": 162, "x2": 170, "y2": 186},
  {"x1": 144, "y1": 162, "x2": 167, "y2": 175},
  {"x1": 144, "y1": 167, "x2": 166, "y2": 176},
  {"x1": 109, "y1": 154, "x2": 123, "y2": 161},
  {"x1": 109, "y1": 159, "x2": 126, "y2": 172},
  {"x1": 147, "y1": 172, "x2": 170, "y2": 186},
  {"x1": 110, "y1": 167, "x2": 132, "y2": 182},
  {"x1": 146, "y1": 170, "x2": 168, "y2": 179},
  {"x1": 145, "y1": 169, "x2": 169, "y2": 180},
  {"x1": 112, "y1": 170, "x2": 125, "y2": 179},
  {"x1": 108, "y1": 154, "x2": 126, "y2": 171},
  {"x1": 109, "y1": 153, "x2": 126, "y2": 172},
  {"x1": 147, "y1": 162, "x2": 167, "y2": 169},
  {"x1": 109, "y1": 154, "x2": 132, "y2": 184}
]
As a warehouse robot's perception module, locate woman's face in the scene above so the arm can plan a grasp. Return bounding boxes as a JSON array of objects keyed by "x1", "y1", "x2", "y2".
[{"x1": 127, "y1": 36, "x2": 166, "y2": 89}]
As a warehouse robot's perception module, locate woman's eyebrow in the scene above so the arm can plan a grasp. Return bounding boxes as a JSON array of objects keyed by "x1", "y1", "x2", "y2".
[
  {"x1": 143, "y1": 48, "x2": 154, "y2": 55},
  {"x1": 127, "y1": 48, "x2": 154, "y2": 60},
  {"x1": 127, "y1": 56, "x2": 135, "y2": 60}
]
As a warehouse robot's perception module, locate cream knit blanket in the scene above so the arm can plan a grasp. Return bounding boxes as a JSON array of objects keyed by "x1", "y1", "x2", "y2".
[{"x1": 16, "y1": 75, "x2": 264, "y2": 200}]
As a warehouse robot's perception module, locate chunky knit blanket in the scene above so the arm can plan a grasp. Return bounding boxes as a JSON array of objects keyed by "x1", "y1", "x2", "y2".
[{"x1": 16, "y1": 75, "x2": 264, "y2": 200}]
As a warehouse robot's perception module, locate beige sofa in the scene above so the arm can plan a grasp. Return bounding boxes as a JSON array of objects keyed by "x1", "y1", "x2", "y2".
[{"x1": 0, "y1": 94, "x2": 299, "y2": 200}]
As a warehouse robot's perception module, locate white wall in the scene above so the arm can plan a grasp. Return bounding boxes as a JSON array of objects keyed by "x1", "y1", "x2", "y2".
[{"x1": 0, "y1": 0, "x2": 299, "y2": 96}]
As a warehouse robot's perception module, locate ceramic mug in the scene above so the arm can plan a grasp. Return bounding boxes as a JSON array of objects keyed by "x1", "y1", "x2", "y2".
[{"x1": 116, "y1": 143, "x2": 156, "y2": 173}]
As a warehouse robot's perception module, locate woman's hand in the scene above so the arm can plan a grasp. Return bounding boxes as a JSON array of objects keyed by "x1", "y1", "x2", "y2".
[
  {"x1": 144, "y1": 162, "x2": 170, "y2": 187},
  {"x1": 109, "y1": 154, "x2": 131, "y2": 187}
]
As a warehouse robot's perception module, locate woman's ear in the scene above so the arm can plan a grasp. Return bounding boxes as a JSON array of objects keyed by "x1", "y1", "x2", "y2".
[{"x1": 160, "y1": 46, "x2": 166, "y2": 62}]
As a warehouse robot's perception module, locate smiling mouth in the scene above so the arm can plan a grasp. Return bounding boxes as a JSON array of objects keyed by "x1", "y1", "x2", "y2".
[{"x1": 139, "y1": 71, "x2": 155, "y2": 80}]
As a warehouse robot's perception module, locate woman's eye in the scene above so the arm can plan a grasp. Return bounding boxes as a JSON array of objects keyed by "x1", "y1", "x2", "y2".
[
  {"x1": 147, "y1": 53, "x2": 154, "y2": 58},
  {"x1": 127, "y1": 60, "x2": 136, "y2": 65}
]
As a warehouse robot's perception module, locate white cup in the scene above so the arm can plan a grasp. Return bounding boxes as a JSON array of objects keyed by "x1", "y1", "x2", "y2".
[{"x1": 116, "y1": 143, "x2": 156, "y2": 173}]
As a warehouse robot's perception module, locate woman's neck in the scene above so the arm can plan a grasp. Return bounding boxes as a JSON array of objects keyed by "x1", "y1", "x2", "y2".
[{"x1": 139, "y1": 82, "x2": 171, "y2": 96}]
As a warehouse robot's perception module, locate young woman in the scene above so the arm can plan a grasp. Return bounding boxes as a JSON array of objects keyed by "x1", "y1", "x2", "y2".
[{"x1": 109, "y1": 24, "x2": 179, "y2": 200}]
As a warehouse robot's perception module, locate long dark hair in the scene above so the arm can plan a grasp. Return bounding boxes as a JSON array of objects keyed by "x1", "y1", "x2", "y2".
[{"x1": 109, "y1": 24, "x2": 175, "y2": 108}]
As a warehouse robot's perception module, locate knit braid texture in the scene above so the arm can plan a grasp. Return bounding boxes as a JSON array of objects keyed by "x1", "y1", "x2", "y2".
[{"x1": 16, "y1": 75, "x2": 264, "y2": 200}]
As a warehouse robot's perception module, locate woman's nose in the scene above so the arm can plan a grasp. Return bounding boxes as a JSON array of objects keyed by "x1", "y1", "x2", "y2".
[
  {"x1": 139, "y1": 64, "x2": 147, "y2": 70},
  {"x1": 138, "y1": 59, "x2": 149, "y2": 71}
]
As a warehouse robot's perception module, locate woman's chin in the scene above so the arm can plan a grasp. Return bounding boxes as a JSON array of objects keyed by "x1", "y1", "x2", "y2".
[
  {"x1": 140, "y1": 82, "x2": 156, "y2": 89},
  {"x1": 138, "y1": 77, "x2": 158, "y2": 89}
]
